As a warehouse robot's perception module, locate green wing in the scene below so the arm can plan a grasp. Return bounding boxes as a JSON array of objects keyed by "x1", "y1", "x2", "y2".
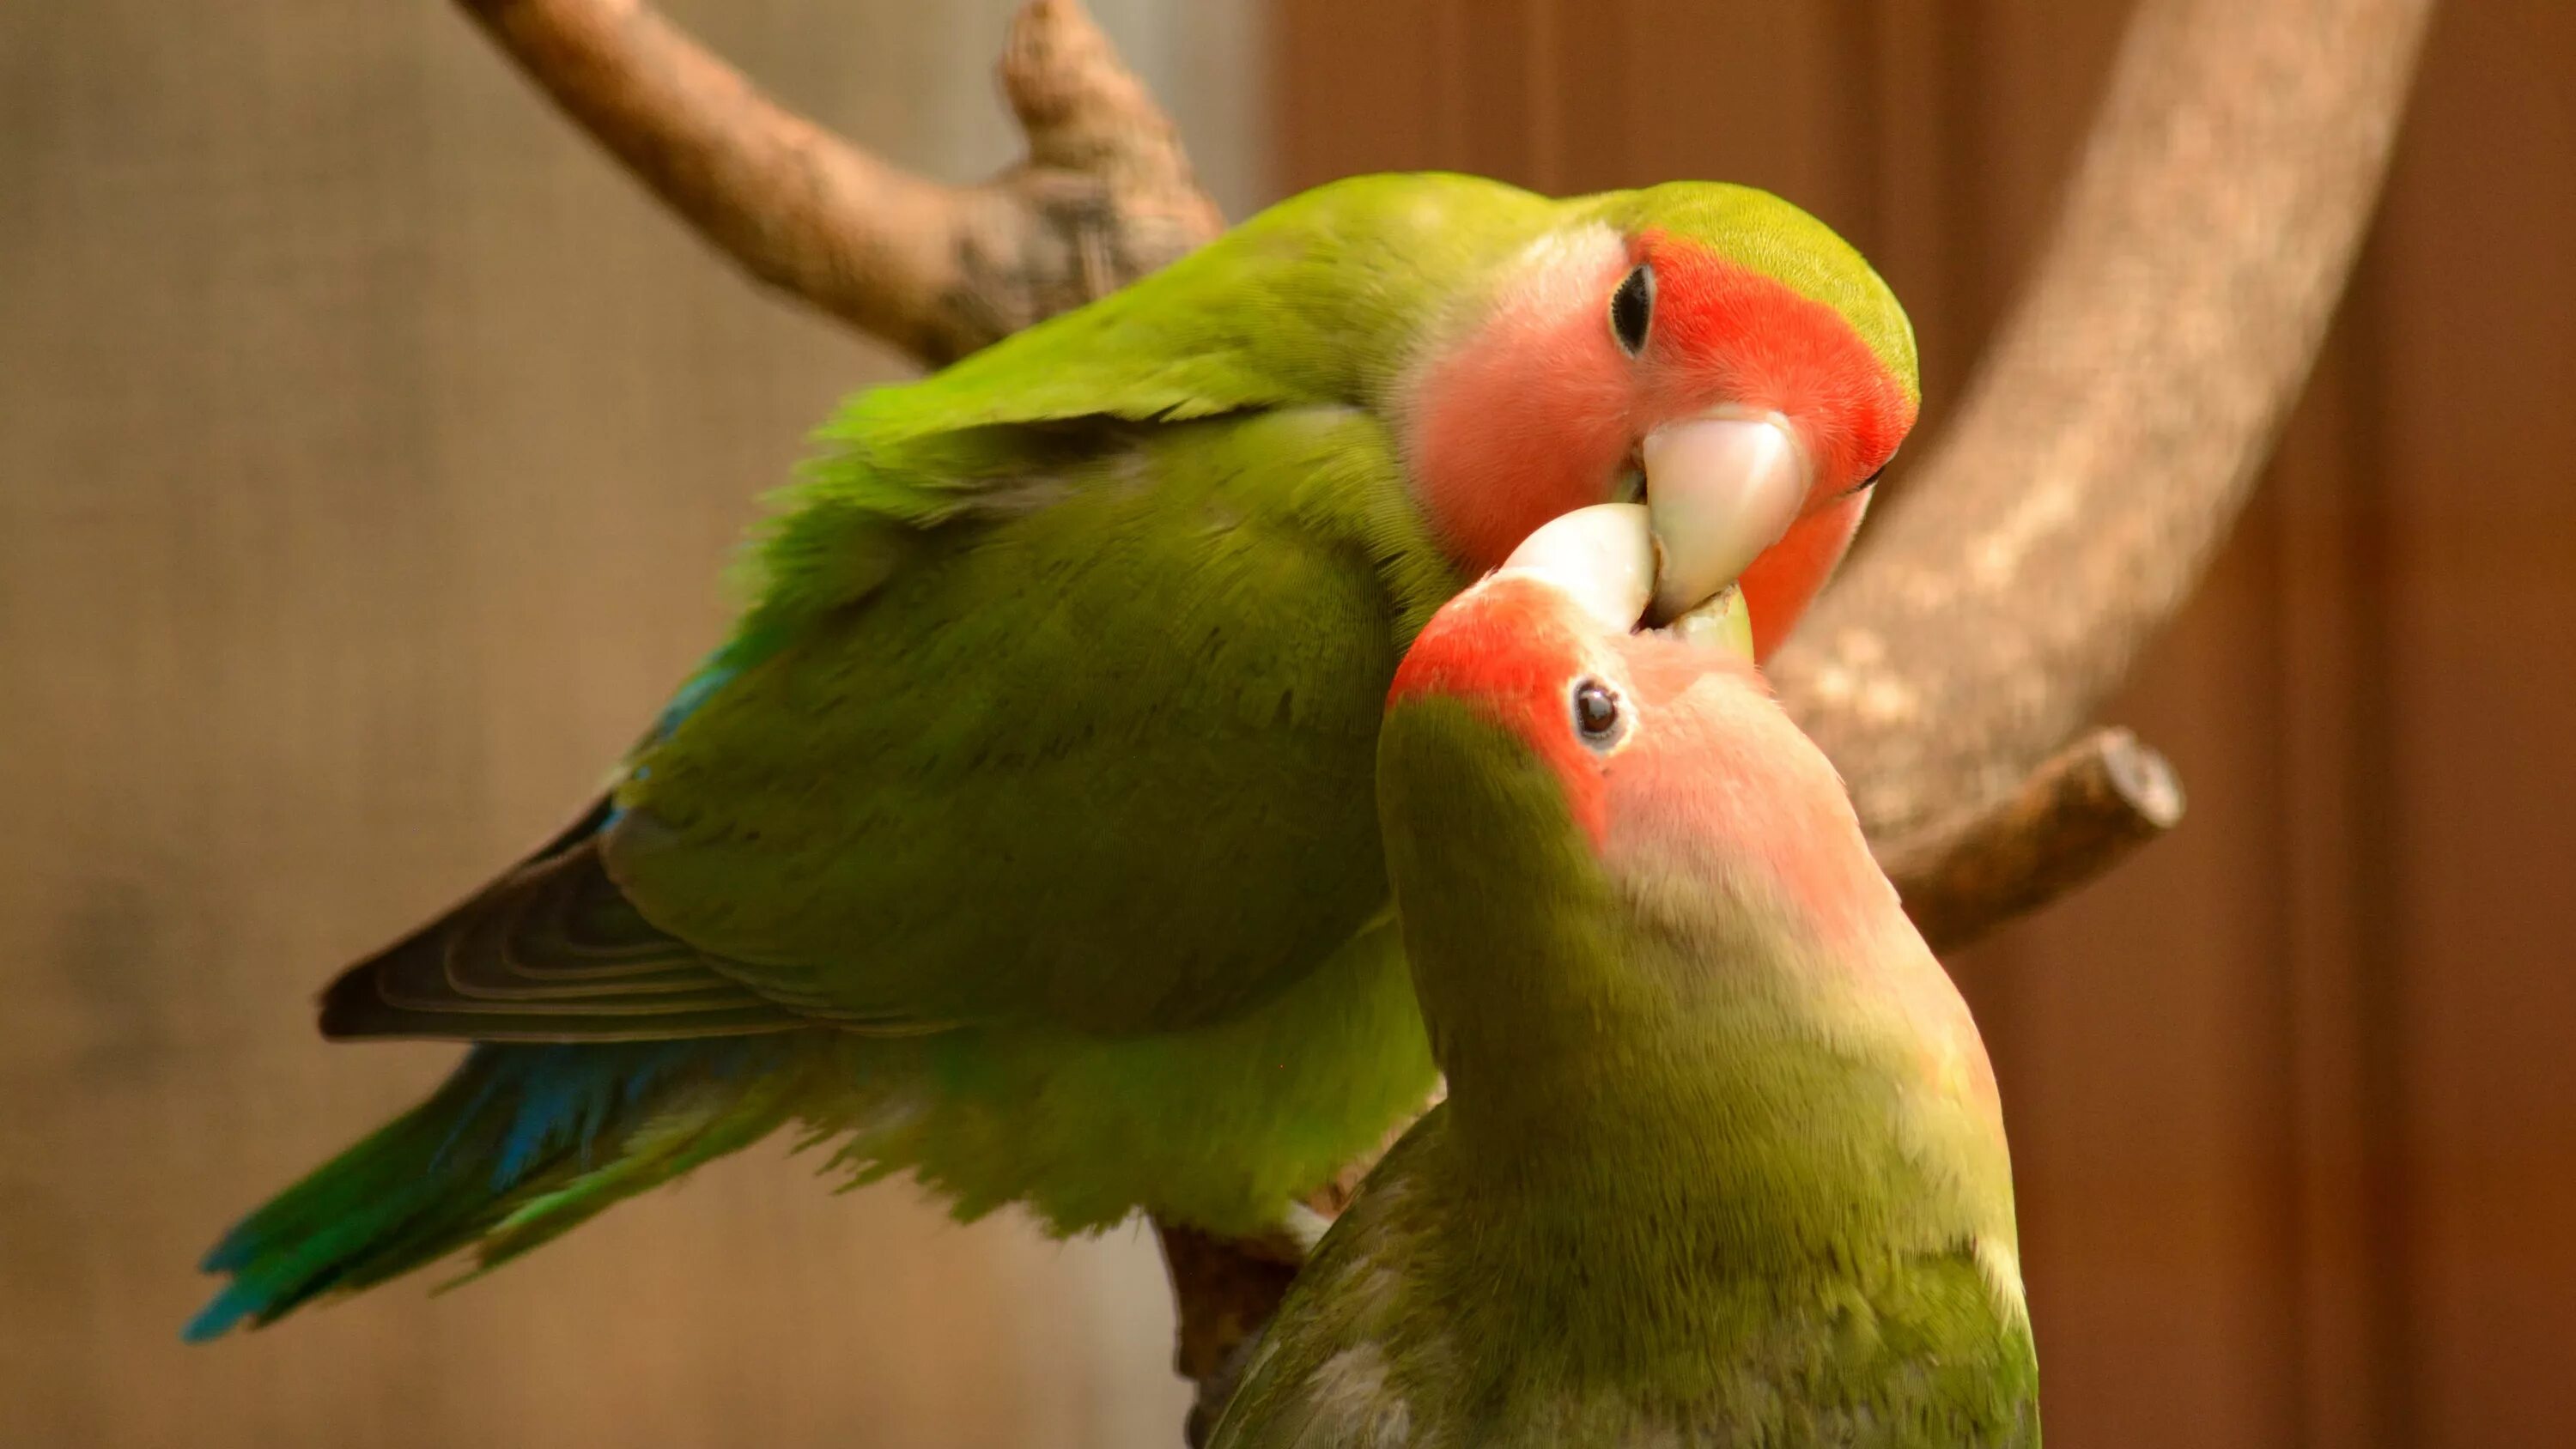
[
  {"x1": 324, "y1": 172, "x2": 1549, "y2": 1043},
  {"x1": 732, "y1": 172, "x2": 1550, "y2": 651},
  {"x1": 608, "y1": 405, "x2": 1459, "y2": 1034},
  {"x1": 814, "y1": 173, "x2": 1556, "y2": 441}
]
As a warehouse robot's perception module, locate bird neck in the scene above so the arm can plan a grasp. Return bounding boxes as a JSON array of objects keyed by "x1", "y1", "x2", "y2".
[
  {"x1": 1388, "y1": 732, "x2": 2017, "y2": 1324},
  {"x1": 1445, "y1": 910, "x2": 2007, "y2": 1271}
]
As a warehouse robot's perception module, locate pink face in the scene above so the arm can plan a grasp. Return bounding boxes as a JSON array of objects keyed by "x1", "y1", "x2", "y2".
[
  {"x1": 1389, "y1": 566, "x2": 2004, "y2": 1131},
  {"x1": 1403, "y1": 228, "x2": 1917, "y2": 658},
  {"x1": 1387, "y1": 573, "x2": 1893, "y2": 946}
]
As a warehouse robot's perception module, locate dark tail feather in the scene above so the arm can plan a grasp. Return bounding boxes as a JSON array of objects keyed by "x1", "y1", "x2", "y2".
[
  {"x1": 315, "y1": 806, "x2": 798, "y2": 1044},
  {"x1": 185, "y1": 1035, "x2": 811, "y2": 1341}
]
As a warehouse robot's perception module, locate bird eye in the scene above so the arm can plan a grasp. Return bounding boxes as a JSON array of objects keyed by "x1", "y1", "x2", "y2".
[
  {"x1": 1609, "y1": 264, "x2": 1654, "y2": 357},
  {"x1": 1571, "y1": 678, "x2": 1625, "y2": 748}
]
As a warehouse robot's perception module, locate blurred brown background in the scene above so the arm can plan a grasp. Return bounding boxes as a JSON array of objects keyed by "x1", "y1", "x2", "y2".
[
  {"x1": 0, "y1": 2, "x2": 1253, "y2": 1444},
  {"x1": 3, "y1": 1, "x2": 2571, "y2": 1446},
  {"x1": 1277, "y1": 3, "x2": 2576, "y2": 1447}
]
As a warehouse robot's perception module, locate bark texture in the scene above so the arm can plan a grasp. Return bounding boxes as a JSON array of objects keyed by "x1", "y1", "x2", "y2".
[
  {"x1": 1771, "y1": 0, "x2": 2438, "y2": 851},
  {"x1": 455, "y1": 0, "x2": 1223, "y2": 366}
]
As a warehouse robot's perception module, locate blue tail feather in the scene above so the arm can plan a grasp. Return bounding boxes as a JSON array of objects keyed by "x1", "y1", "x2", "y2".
[{"x1": 186, "y1": 1037, "x2": 800, "y2": 1341}]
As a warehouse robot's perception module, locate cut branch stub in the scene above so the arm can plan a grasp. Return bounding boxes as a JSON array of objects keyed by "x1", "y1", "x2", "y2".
[
  {"x1": 1880, "y1": 726, "x2": 2185, "y2": 955},
  {"x1": 454, "y1": 0, "x2": 1221, "y2": 366}
]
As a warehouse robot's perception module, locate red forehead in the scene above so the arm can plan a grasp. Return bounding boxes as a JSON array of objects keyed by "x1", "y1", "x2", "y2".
[
  {"x1": 1388, "y1": 577, "x2": 1583, "y2": 718},
  {"x1": 1393, "y1": 573, "x2": 1897, "y2": 948},
  {"x1": 1392, "y1": 576, "x2": 1875, "y2": 927},
  {"x1": 1388, "y1": 577, "x2": 1609, "y2": 844},
  {"x1": 1637, "y1": 229, "x2": 1917, "y2": 490}
]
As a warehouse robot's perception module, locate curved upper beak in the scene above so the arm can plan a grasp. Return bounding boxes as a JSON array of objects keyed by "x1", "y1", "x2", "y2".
[
  {"x1": 1495, "y1": 503, "x2": 1656, "y2": 637},
  {"x1": 1497, "y1": 502, "x2": 1758, "y2": 659},
  {"x1": 1497, "y1": 409, "x2": 1807, "y2": 662},
  {"x1": 1638, "y1": 408, "x2": 1812, "y2": 624}
]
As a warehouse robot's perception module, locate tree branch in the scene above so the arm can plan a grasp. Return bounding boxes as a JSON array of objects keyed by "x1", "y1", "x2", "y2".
[
  {"x1": 1766, "y1": 0, "x2": 2438, "y2": 947},
  {"x1": 1157, "y1": 1223, "x2": 1303, "y2": 1447},
  {"x1": 453, "y1": 0, "x2": 1222, "y2": 366},
  {"x1": 1880, "y1": 727, "x2": 2185, "y2": 955}
]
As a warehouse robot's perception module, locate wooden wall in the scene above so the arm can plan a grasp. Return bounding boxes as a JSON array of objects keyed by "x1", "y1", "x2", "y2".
[
  {"x1": 0, "y1": 3, "x2": 1260, "y2": 1444},
  {"x1": 1274, "y1": 3, "x2": 2576, "y2": 1446}
]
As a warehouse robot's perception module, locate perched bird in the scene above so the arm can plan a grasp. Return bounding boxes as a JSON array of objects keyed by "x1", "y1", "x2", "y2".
[
  {"x1": 1209, "y1": 506, "x2": 2036, "y2": 1448},
  {"x1": 187, "y1": 173, "x2": 1917, "y2": 1339}
]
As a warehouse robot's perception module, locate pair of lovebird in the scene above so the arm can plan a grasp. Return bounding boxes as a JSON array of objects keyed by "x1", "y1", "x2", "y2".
[{"x1": 190, "y1": 173, "x2": 2038, "y2": 1445}]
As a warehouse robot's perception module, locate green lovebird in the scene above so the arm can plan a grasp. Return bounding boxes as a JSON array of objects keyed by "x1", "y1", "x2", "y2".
[
  {"x1": 186, "y1": 173, "x2": 1917, "y2": 1339},
  {"x1": 1207, "y1": 506, "x2": 2035, "y2": 1448}
]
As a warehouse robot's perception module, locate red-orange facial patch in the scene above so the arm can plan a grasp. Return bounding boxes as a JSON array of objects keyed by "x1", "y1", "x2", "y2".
[
  {"x1": 1404, "y1": 230, "x2": 1917, "y2": 662},
  {"x1": 1388, "y1": 576, "x2": 1611, "y2": 846},
  {"x1": 1636, "y1": 231, "x2": 1917, "y2": 496}
]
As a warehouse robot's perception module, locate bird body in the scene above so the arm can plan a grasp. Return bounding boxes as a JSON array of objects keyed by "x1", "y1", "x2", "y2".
[
  {"x1": 190, "y1": 173, "x2": 1917, "y2": 1338},
  {"x1": 1210, "y1": 528, "x2": 2036, "y2": 1446}
]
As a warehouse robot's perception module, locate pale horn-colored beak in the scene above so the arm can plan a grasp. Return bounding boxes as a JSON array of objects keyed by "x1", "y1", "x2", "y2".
[
  {"x1": 1495, "y1": 503, "x2": 1656, "y2": 636},
  {"x1": 1640, "y1": 407, "x2": 1811, "y2": 623}
]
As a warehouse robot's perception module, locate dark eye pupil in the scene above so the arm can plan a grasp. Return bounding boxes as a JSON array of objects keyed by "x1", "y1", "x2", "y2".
[
  {"x1": 1610, "y1": 264, "x2": 1654, "y2": 356},
  {"x1": 1574, "y1": 681, "x2": 1620, "y2": 738}
]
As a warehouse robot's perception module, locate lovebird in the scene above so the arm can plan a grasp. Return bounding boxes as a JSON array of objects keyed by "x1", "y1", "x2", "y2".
[
  {"x1": 187, "y1": 173, "x2": 1917, "y2": 1339},
  {"x1": 1207, "y1": 505, "x2": 2036, "y2": 1447}
]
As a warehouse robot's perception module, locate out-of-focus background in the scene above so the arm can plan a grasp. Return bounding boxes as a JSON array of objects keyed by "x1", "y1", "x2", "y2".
[{"x1": 3, "y1": 2, "x2": 2570, "y2": 1446}]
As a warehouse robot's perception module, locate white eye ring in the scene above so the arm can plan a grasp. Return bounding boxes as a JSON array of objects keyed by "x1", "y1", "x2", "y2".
[{"x1": 1572, "y1": 677, "x2": 1625, "y2": 749}]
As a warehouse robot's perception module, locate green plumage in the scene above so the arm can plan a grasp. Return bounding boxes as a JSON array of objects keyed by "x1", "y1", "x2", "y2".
[
  {"x1": 618, "y1": 408, "x2": 1445, "y2": 1033},
  {"x1": 188, "y1": 1040, "x2": 818, "y2": 1338},
  {"x1": 1208, "y1": 613, "x2": 2036, "y2": 1446},
  {"x1": 191, "y1": 173, "x2": 1917, "y2": 1337}
]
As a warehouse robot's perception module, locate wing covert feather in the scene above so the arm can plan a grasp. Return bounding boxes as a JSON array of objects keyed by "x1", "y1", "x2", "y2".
[{"x1": 609, "y1": 407, "x2": 1455, "y2": 1034}]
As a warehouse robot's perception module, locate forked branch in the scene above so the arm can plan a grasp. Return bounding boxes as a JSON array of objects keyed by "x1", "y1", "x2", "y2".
[{"x1": 453, "y1": 0, "x2": 1222, "y2": 366}]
